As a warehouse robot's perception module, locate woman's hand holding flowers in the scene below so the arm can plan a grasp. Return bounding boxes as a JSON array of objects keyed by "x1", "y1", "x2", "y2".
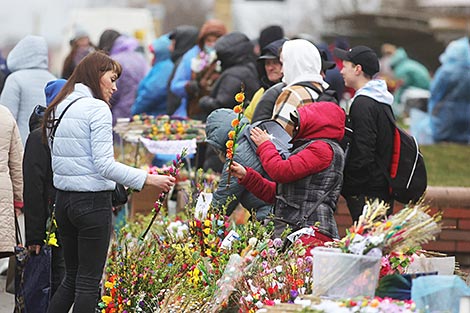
[
  {"x1": 145, "y1": 174, "x2": 176, "y2": 194},
  {"x1": 229, "y1": 161, "x2": 247, "y2": 180}
]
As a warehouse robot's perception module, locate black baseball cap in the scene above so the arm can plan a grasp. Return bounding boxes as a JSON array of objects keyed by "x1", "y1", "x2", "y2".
[{"x1": 333, "y1": 45, "x2": 379, "y2": 76}]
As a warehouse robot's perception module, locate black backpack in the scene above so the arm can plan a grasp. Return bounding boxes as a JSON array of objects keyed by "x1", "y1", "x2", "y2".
[{"x1": 379, "y1": 109, "x2": 427, "y2": 204}]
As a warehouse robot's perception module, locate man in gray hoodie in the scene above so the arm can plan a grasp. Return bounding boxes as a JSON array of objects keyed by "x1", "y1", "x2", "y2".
[
  {"x1": 334, "y1": 45, "x2": 395, "y2": 222},
  {"x1": 0, "y1": 35, "x2": 56, "y2": 144}
]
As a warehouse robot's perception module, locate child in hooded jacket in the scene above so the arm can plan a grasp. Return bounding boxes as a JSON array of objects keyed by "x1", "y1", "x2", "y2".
[{"x1": 230, "y1": 101, "x2": 345, "y2": 239}]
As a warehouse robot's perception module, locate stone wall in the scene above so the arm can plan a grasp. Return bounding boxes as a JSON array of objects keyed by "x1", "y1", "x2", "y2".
[{"x1": 335, "y1": 186, "x2": 470, "y2": 267}]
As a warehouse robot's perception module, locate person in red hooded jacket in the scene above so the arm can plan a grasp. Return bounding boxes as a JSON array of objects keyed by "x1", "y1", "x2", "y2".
[{"x1": 230, "y1": 101, "x2": 345, "y2": 240}]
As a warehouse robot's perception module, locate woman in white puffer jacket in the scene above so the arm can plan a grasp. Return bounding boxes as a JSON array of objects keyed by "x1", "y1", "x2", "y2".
[{"x1": 43, "y1": 51, "x2": 175, "y2": 313}]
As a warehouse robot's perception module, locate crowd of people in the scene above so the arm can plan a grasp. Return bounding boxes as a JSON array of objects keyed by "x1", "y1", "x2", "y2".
[{"x1": 0, "y1": 21, "x2": 468, "y2": 312}]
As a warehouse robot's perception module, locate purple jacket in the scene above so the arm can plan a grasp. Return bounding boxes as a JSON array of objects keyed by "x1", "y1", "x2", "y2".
[{"x1": 110, "y1": 35, "x2": 149, "y2": 124}]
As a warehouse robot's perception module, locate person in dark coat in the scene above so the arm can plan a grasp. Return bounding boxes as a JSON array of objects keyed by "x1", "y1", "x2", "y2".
[
  {"x1": 334, "y1": 45, "x2": 395, "y2": 222},
  {"x1": 171, "y1": 19, "x2": 227, "y2": 120},
  {"x1": 24, "y1": 79, "x2": 66, "y2": 296},
  {"x1": 166, "y1": 25, "x2": 199, "y2": 116},
  {"x1": 198, "y1": 31, "x2": 260, "y2": 121},
  {"x1": 245, "y1": 38, "x2": 287, "y2": 122},
  {"x1": 198, "y1": 31, "x2": 260, "y2": 172}
]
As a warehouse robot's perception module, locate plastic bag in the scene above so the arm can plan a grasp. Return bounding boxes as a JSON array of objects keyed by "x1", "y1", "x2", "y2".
[{"x1": 412, "y1": 275, "x2": 470, "y2": 313}]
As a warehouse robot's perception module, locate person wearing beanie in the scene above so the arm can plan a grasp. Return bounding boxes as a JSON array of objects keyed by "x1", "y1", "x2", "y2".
[
  {"x1": 170, "y1": 19, "x2": 227, "y2": 119},
  {"x1": 258, "y1": 25, "x2": 285, "y2": 53},
  {"x1": 23, "y1": 79, "x2": 67, "y2": 302},
  {"x1": 333, "y1": 45, "x2": 395, "y2": 222}
]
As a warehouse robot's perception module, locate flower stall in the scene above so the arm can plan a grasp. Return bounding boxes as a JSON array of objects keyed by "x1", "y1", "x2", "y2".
[
  {"x1": 103, "y1": 89, "x2": 470, "y2": 313},
  {"x1": 98, "y1": 195, "x2": 455, "y2": 313}
]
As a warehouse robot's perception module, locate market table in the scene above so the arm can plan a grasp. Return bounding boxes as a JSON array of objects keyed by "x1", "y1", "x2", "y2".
[{"x1": 113, "y1": 115, "x2": 206, "y2": 217}]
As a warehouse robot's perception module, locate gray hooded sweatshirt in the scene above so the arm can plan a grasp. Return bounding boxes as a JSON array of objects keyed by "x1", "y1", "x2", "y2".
[{"x1": 0, "y1": 35, "x2": 56, "y2": 144}]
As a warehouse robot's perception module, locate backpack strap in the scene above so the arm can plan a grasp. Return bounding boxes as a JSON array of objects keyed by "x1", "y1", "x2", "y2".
[
  {"x1": 375, "y1": 106, "x2": 397, "y2": 194},
  {"x1": 50, "y1": 97, "x2": 85, "y2": 151}
]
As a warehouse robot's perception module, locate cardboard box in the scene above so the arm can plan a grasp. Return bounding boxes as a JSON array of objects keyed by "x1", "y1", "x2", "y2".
[{"x1": 129, "y1": 185, "x2": 162, "y2": 218}]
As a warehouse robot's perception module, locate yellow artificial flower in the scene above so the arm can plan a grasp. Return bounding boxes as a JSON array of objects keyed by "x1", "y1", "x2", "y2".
[
  {"x1": 104, "y1": 280, "x2": 114, "y2": 289},
  {"x1": 102, "y1": 295, "x2": 112, "y2": 305},
  {"x1": 204, "y1": 220, "x2": 211, "y2": 227},
  {"x1": 226, "y1": 140, "x2": 234, "y2": 148},
  {"x1": 228, "y1": 130, "x2": 236, "y2": 139},
  {"x1": 205, "y1": 249, "x2": 212, "y2": 256},
  {"x1": 47, "y1": 233, "x2": 59, "y2": 247},
  {"x1": 235, "y1": 92, "x2": 245, "y2": 103},
  {"x1": 203, "y1": 228, "x2": 211, "y2": 235}
]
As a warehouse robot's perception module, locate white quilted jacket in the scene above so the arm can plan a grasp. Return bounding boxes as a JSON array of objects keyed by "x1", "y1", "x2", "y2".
[{"x1": 51, "y1": 83, "x2": 147, "y2": 192}]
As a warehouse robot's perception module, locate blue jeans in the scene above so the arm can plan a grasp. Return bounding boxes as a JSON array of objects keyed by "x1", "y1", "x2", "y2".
[{"x1": 47, "y1": 190, "x2": 112, "y2": 313}]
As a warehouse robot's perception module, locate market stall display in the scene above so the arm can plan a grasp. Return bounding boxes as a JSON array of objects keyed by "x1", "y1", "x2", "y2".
[{"x1": 97, "y1": 197, "x2": 463, "y2": 313}]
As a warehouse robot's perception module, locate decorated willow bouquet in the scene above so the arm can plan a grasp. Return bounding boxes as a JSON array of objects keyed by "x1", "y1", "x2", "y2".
[
  {"x1": 333, "y1": 200, "x2": 442, "y2": 257},
  {"x1": 139, "y1": 149, "x2": 187, "y2": 241},
  {"x1": 225, "y1": 84, "x2": 247, "y2": 188}
]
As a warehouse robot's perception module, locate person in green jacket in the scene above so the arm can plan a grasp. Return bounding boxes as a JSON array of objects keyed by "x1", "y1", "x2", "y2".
[{"x1": 389, "y1": 47, "x2": 431, "y2": 106}]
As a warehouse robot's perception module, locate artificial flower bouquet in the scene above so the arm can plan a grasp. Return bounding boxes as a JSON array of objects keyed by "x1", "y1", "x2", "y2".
[
  {"x1": 309, "y1": 200, "x2": 442, "y2": 299},
  {"x1": 333, "y1": 200, "x2": 442, "y2": 258}
]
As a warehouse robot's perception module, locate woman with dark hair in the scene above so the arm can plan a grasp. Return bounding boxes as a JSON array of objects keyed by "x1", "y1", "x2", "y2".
[
  {"x1": 61, "y1": 31, "x2": 95, "y2": 79},
  {"x1": 97, "y1": 29, "x2": 121, "y2": 54},
  {"x1": 43, "y1": 51, "x2": 175, "y2": 313}
]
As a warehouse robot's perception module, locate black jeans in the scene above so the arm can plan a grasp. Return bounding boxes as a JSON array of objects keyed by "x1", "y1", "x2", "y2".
[
  {"x1": 344, "y1": 194, "x2": 394, "y2": 223},
  {"x1": 47, "y1": 190, "x2": 112, "y2": 313},
  {"x1": 51, "y1": 245, "x2": 65, "y2": 296}
]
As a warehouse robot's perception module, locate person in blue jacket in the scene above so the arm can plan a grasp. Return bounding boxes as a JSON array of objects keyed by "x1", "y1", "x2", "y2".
[
  {"x1": 428, "y1": 37, "x2": 470, "y2": 143},
  {"x1": 169, "y1": 19, "x2": 227, "y2": 119},
  {"x1": 131, "y1": 34, "x2": 174, "y2": 116}
]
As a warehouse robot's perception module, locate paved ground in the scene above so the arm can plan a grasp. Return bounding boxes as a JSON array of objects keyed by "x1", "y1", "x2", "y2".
[{"x1": 0, "y1": 274, "x2": 14, "y2": 312}]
